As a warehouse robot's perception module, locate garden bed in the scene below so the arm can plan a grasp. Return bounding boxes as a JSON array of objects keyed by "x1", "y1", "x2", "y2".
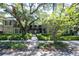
[{"x1": 0, "y1": 41, "x2": 79, "y2": 56}]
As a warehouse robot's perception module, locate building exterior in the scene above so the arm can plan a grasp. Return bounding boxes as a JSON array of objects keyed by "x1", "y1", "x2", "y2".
[
  {"x1": 0, "y1": 17, "x2": 46, "y2": 34},
  {"x1": 0, "y1": 17, "x2": 20, "y2": 34}
]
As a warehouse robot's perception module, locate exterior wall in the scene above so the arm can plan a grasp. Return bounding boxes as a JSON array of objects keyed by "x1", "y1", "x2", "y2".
[
  {"x1": 14, "y1": 27, "x2": 20, "y2": 34},
  {"x1": 3, "y1": 26, "x2": 14, "y2": 34},
  {"x1": 2, "y1": 20, "x2": 46, "y2": 34},
  {"x1": 2, "y1": 19, "x2": 21, "y2": 34},
  {"x1": 3, "y1": 26, "x2": 21, "y2": 34}
]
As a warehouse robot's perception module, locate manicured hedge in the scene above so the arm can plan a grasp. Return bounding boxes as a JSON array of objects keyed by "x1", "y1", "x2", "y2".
[
  {"x1": 0, "y1": 34, "x2": 79, "y2": 41},
  {"x1": 36, "y1": 34, "x2": 51, "y2": 41},
  {"x1": 59, "y1": 36, "x2": 79, "y2": 40},
  {"x1": 10, "y1": 43, "x2": 27, "y2": 49},
  {"x1": 0, "y1": 42, "x2": 27, "y2": 49},
  {"x1": 0, "y1": 33, "x2": 51, "y2": 40},
  {"x1": 0, "y1": 33, "x2": 32, "y2": 40}
]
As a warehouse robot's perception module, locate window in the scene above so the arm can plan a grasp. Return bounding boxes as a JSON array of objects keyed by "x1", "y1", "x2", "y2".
[
  {"x1": 38, "y1": 28, "x2": 42, "y2": 33},
  {"x1": 9, "y1": 20, "x2": 12, "y2": 25},
  {"x1": 4, "y1": 20, "x2": 12, "y2": 25},
  {"x1": 4, "y1": 20, "x2": 8, "y2": 25},
  {"x1": 30, "y1": 25, "x2": 32, "y2": 30},
  {"x1": 15, "y1": 28, "x2": 19, "y2": 33},
  {"x1": 43, "y1": 28, "x2": 46, "y2": 33}
]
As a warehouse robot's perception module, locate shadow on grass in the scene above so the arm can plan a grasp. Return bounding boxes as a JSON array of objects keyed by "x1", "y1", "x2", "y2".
[{"x1": 0, "y1": 41, "x2": 75, "y2": 56}]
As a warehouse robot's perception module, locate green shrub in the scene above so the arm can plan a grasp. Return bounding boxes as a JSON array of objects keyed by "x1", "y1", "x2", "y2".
[
  {"x1": 0, "y1": 35, "x2": 7, "y2": 40},
  {"x1": 0, "y1": 34, "x2": 32, "y2": 40},
  {"x1": 0, "y1": 42, "x2": 27, "y2": 49},
  {"x1": 37, "y1": 34, "x2": 51, "y2": 41},
  {"x1": 60, "y1": 36, "x2": 79, "y2": 40},
  {"x1": 24, "y1": 33, "x2": 32, "y2": 39},
  {"x1": 10, "y1": 43, "x2": 27, "y2": 49},
  {"x1": 53, "y1": 41, "x2": 69, "y2": 49},
  {"x1": 0, "y1": 33, "x2": 51, "y2": 40},
  {"x1": 38, "y1": 43, "x2": 53, "y2": 49},
  {"x1": 2, "y1": 33, "x2": 79, "y2": 41},
  {"x1": 10, "y1": 34, "x2": 23, "y2": 40}
]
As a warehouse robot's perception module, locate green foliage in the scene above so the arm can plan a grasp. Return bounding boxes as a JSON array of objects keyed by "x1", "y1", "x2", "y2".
[
  {"x1": 36, "y1": 34, "x2": 51, "y2": 41},
  {"x1": 60, "y1": 36, "x2": 79, "y2": 40},
  {"x1": 42, "y1": 3, "x2": 78, "y2": 43},
  {"x1": 53, "y1": 41, "x2": 69, "y2": 49},
  {"x1": 0, "y1": 34, "x2": 32, "y2": 40},
  {"x1": 38, "y1": 41, "x2": 69, "y2": 50},
  {"x1": 9, "y1": 34, "x2": 22, "y2": 40},
  {"x1": 10, "y1": 43, "x2": 27, "y2": 49},
  {"x1": 0, "y1": 34, "x2": 22, "y2": 40},
  {"x1": 1, "y1": 34, "x2": 79, "y2": 41},
  {"x1": 38, "y1": 43, "x2": 53, "y2": 49},
  {"x1": 0, "y1": 35, "x2": 7, "y2": 40},
  {"x1": 39, "y1": 43, "x2": 47, "y2": 48},
  {"x1": 0, "y1": 3, "x2": 47, "y2": 35},
  {"x1": 24, "y1": 33, "x2": 32, "y2": 39},
  {"x1": 0, "y1": 34, "x2": 52, "y2": 40},
  {"x1": 0, "y1": 42, "x2": 27, "y2": 49}
]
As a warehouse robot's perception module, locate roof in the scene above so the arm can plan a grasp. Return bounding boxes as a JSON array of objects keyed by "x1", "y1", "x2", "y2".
[{"x1": 3, "y1": 17, "x2": 16, "y2": 21}]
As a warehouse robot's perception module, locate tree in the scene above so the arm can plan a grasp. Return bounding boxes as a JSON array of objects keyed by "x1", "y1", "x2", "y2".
[
  {"x1": 0, "y1": 3, "x2": 46, "y2": 37},
  {"x1": 43, "y1": 3, "x2": 78, "y2": 43}
]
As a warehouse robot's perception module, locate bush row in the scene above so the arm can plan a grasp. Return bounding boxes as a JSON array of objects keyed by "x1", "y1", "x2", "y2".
[
  {"x1": 0, "y1": 42, "x2": 68, "y2": 49},
  {"x1": 0, "y1": 34, "x2": 79, "y2": 40},
  {"x1": 59, "y1": 36, "x2": 79, "y2": 40},
  {"x1": 36, "y1": 34, "x2": 51, "y2": 41},
  {"x1": 0, "y1": 33, "x2": 51, "y2": 40},
  {"x1": 0, "y1": 42, "x2": 27, "y2": 49},
  {"x1": 0, "y1": 33, "x2": 32, "y2": 40}
]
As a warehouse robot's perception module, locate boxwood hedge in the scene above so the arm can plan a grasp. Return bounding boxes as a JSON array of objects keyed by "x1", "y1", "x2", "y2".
[{"x1": 59, "y1": 36, "x2": 79, "y2": 40}]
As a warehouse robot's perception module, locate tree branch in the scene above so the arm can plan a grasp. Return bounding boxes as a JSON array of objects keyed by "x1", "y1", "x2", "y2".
[
  {"x1": 28, "y1": 17, "x2": 39, "y2": 25},
  {"x1": 4, "y1": 6, "x2": 25, "y2": 30},
  {"x1": 30, "y1": 3, "x2": 46, "y2": 14},
  {"x1": 29, "y1": 3, "x2": 34, "y2": 14}
]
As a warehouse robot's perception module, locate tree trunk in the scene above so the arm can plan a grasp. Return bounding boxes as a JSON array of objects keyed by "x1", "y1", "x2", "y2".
[
  {"x1": 51, "y1": 30, "x2": 57, "y2": 43},
  {"x1": 53, "y1": 35, "x2": 57, "y2": 44},
  {"x1": 21, "y1": 28, "x2": 26, "y2": 40}
]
